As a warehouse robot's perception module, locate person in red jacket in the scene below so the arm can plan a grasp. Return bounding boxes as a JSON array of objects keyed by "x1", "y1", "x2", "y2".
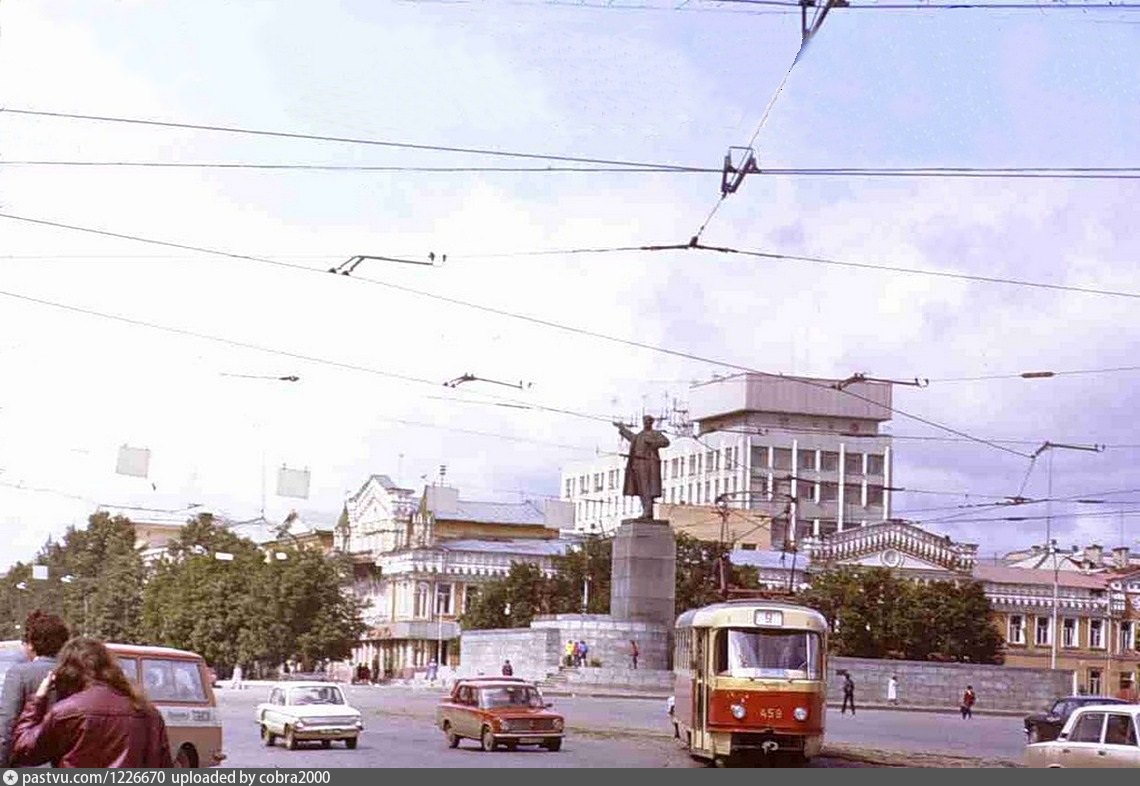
[
  {"x1": 9, "y1": 637, "x2": 173, "y2": 768},
  {"x1": 960, "y1": 685, "x2": 977, "y2": 719}
]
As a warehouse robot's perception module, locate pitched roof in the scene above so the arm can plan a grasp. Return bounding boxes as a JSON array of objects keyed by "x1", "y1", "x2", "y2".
[
  {"x1": 730, "y1": 549, "x2": 812, "y2": 570},
  {"x1": 437, "y1": 499, "x2": 549, "y2": 527},
  {"x1": 972, "y1": 564, "x2": 1108, "y2": 590}
]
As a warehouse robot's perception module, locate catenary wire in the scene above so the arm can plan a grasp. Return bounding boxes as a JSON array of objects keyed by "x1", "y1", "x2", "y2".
[
  {"x1": 0, "y1": 108, "x2": 705, "y2": 172},
  {"x1": 0, "y1": 212, "x2": 1082, "y2": 459}
]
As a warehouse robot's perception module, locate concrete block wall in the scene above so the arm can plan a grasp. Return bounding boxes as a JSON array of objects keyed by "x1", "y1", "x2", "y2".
[
  {"x1": 532, "y1": 614, "x2": 671, "y2": 670},
  {"x1": 458, "y1": 628, "x2": 563, "y2": 683},
  {"x1": 828, "y1": 656, "x2": 1074, "y2": 712}
]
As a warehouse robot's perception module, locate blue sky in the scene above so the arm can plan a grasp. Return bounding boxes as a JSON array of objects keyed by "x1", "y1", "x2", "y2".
[{"x1": 0, "y1": 0, "x2": 1138, "y2": 570}]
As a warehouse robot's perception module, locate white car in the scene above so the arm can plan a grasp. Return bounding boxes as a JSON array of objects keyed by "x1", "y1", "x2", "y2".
[
  {"x1": 256, "y1": 681, "x2": 364, "y2": 750},
  {"x1": 1025, "y1": 703, "x2": 1140, "y2": 767}
]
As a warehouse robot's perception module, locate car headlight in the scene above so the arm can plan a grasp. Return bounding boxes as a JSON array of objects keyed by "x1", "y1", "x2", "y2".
[
  {"x1": 731, "y1": 704, "x2": 746, "y2": 720},
  {"x1": 499, "y1": 719, "x2": 512, "y2": 731},
  {"x1": 355, "y1": 719, "x2": 364, "y2": 729},
  {"x1": 294, "y1": 720, "x2": 306, "y2": 729},
  {"x1": 793, "y1": 707, "x2": 808, "y2": 722},
  {"x1": 553, "y1": 718, "x2": 564, "y2": 731}
]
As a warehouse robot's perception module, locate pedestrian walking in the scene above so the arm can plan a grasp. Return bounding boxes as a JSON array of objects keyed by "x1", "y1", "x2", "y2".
[
  {"x1": 961, "y1": 685, "x2": 976, "y2": 719},
  {"x1": 229, "y1": 663, "x2": 244, "y2": 691},
  {"x1": 580, "y1": 640, "x2": 590, "y2": 666},
  {"x1": 501, "y1": 659, "x2": 514, "y2": 676},
  {"x1": 427, "y1": 659, "x2": 438, "y2": 682},
  {"x1": 887, "y1": 675, "x2": 899, "y2": 706},
  {"x1": 841, "y1": 672, "x2": 856, "y2": 715},
  {"x1": 8, "y1": 636, "x2": 173, "y2": 768},
  {"x1": 565, "y1": 640, "x2": 575, "y2": 667},
  {"x1": 630, "y1": 640, "x2": 639, "y2": 670},
  {"x1": 0, "y1": 610, "x2": 70, "y2": 766}
]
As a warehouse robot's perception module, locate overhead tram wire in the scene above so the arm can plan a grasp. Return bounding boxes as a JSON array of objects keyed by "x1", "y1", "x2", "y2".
[
  {"x1": 0, "y1": 213, "x2": 1032, "y2": 459},
  {"x1": 0, "y1": 108, "x2": 704, "y2": 173},
  {"x1": 10, "y1": 160, "x2": 1140, "y2": 181}
]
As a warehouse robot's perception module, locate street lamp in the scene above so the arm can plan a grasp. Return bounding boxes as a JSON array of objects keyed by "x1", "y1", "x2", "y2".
[{"x1": 1029, "y1": 441, "x2": 1104, "y2": 670}]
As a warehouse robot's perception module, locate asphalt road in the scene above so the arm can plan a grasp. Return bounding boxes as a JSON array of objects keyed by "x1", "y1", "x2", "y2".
[{"x1": 215, "y1": 684, "x2": 1022, "y2": 768}]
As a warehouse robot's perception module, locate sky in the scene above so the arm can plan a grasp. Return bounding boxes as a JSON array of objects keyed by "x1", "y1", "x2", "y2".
[{"x1": 1, "y1": 0, "x2": 1138, "y2": 572}]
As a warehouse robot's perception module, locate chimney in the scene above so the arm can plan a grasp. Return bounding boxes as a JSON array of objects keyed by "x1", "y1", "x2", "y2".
[
  {"x1": 1085, "y1": 544, "x2": 1104, "y2": 568},
  {"x1": 1113, "y1": 546, "x2": 1130, "y2": 570}
]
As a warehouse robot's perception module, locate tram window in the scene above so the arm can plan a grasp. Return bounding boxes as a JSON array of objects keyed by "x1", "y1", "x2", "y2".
[{"x1": 714, "y1": 629, "x2": 821, "y2": 680}]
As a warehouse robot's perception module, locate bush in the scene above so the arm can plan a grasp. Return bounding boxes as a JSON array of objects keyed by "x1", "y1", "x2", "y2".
[{"x1": 588, "y1": 657, "x2": 602, "y2": 667}]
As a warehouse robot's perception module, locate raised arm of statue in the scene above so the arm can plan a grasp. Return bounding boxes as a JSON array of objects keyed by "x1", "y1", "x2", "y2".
[{"x1": 614, "y1": 422, "x2": 636, "y2": 442}]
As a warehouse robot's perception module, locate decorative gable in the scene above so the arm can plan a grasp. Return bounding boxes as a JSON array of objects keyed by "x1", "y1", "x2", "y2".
[{"x1": 808, "y1": 520, "x2": 977, "y2": 575}]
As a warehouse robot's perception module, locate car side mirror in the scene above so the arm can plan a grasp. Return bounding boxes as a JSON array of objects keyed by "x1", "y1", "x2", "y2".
[{"x1": 545, "y1": 702, "x2": 553, "y2": 708}]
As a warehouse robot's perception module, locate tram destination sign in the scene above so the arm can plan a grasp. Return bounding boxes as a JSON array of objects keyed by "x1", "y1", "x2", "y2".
[{"x1": 754, "y1": 609, "x2": 784, "y2": 627}]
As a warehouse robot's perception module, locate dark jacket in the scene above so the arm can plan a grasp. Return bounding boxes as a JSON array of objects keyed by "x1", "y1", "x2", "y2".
[
  {"x1": 0, "y1": 656, "x2": 56, "y2": 765},
  {"x1": 10, "y1": 682, "x2": 173, "y2": 768}
]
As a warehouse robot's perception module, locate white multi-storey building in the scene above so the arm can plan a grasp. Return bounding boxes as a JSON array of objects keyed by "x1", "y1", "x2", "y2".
[{"x1": 560, "y1": 373, "x2": 894, "y2": 547}]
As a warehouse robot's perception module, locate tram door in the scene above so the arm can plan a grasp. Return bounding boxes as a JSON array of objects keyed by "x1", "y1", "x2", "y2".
[{"x1": 691, "y1": 628, "x2": 710, "y2": 753}]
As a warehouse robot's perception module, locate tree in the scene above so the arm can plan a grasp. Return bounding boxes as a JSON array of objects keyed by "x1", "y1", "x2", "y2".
[
  {"x1": 674, "y1": 532, "x2": 761, "y2": 614},
  {"x1": 548, "y1": 536, "x2": 612, "y2": 615},
  {"x1": 459, "y1": 562, "x2": 554, "y2": 630},
  {"x1": 798, "y1": 566, "x2": 1004, "y2": 664}
]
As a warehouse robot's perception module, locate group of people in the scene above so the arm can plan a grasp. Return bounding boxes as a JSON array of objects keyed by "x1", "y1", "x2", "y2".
[
  {"x1": 838, "y1": 671, "x2": 978, "y2": 719},
  {"x1": 564, "y1": 640, "x2": 591, "y2": 667},
  {"x1": 0, "y1": 610, "x2": 173, "y2": 769}
]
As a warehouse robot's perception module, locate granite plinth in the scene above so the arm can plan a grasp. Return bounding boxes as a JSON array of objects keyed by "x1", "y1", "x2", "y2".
[{"x1": 610, "y1": 518, "x2": 676, "y2": 628}]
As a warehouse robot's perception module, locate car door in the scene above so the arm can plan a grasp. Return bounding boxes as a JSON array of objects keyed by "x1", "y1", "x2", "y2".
[
  {"x1": 1093, "y1": 712, "x2": 1140, "y2": 767},
  {"x1": 455, "y1": 687, "x2": 477, "y2": 738},
  {"x1": 264, "y1": 688, "x2": 286, "y2": 734},
  {"x1": 1055, "y1": 711, "x2": 1106, "y2": 767}
]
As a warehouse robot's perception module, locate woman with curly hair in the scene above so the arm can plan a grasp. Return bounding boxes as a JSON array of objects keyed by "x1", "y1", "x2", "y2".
[{"x1": 9, "y1": 637, "x2": 173, "y2": 768}]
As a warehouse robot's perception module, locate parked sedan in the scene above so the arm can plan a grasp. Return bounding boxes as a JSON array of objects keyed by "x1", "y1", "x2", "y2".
[
  {"x1": 436, "y1": 678, "x2": 564, "y2": 752},
  {"x1": 1024, "y1": 696, "x2": 1129, "y2": 743},
  {"x1": 1026, "y1": 704, "x2": 1140, "y2": 767},
  {"x1": 257, "y1": 681, "x2": 363, "y2": 750}
]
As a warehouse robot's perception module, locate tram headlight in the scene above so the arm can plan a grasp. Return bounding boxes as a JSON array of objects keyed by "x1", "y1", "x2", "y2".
[
  {"x1": 793, "y1": 707, "x2": 809, "y2": 722},
  {"x1": 730, "y1": 704, "x2": 746, "y2": 720}
]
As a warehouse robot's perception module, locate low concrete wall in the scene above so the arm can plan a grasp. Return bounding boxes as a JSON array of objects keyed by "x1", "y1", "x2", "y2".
[
  {"x1": 458, "y1": 628, "x2": 562, "y2": 683},
  {"x1": 829, "y1": 656, "x2": 1074, "y2": 712},
  {"x1": 459, "y1": 615, "x2": 671, "y2": 679}
]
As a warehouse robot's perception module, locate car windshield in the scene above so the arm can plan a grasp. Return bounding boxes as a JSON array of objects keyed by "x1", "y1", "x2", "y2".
[
  {"x1": 478, "y1": 686, "x2": 544, "y2": 709},
  {"x1": 715, "y1": 629, "x2": 822, "y2": 680},
  {"x1": 289, "y1": 686, "x2": 345, "y2": 705}
]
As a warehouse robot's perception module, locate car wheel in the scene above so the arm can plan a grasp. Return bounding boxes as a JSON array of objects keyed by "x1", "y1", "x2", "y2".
[
  {"x1": 261, "y1": 725, "x2": 276, "y2": 747},
  {"x1": 285, "y1": 727, "x2": 298, "y2": 751},
  {"x1": 480, "y1": 726, "x2": 496, "y2": 752},
  {"x1": 444, "y1": 723, "x2": 460, "y2": 749},
  {"x1": 174, "y1": 744, "x2": 198, "y2": 768},
  {"x1": 544, "y1": 738, "x2": 562, "y2": 752},
  {"x1": 321, "y1": 740, "x2": 331, "y2": 749},
  {"x1": 504, "y1": 740, "x2": 518, "y2": 752},
  {"x1": 345, "y1": 737, "x2": 358, "y2": 750}
]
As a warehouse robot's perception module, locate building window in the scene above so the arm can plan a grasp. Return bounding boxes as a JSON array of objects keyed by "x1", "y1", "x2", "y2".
[
  {"x1": 593, "y1": 473, "x2": 603, "y2": 492},
  {"x1": 1089, "y1": 668, "x2": 1103, "y2": 695},
  {"x1": 689, "y1": 455, "x2": 697, "y2": 475},
  {"x1": 1063, "y1": 618, "x2": 1077, "y2": 648},
  {"x1": 819, "y1": 519, "x2": 839, "y2": 537},
  {"x1": 1036, "y1": 616, "x2": 1052, "y2": 646},
  {"x1": 799, "y1": 450, "x2": 816, "y2": 471},
  {"x1": 844, "y1": 452, "x2": 864, "y2": 475},
  {"x1": 435, "y1": 583, "x2": 453, "y2": 616},
  {"x1": 773, "y1": 448, "x2": 792, "y2": 470},
  {"x1": 1091, "y1": 619, "x2": 1105, "y2": 649},
  {"x1": 414, "y1": 583, "x2": 431, "y2": 619},
  {"x1": 671, "y1": 458, "x2": 679, "y2": 478},
  {"x1": 579, "y1": 476, "x2": 587, "y2": 494},
  {"x1": 1122, "y1": 622, "x2": 1134, "y2": 653},
  {"x1": 565, "y1": 479, "x2": 573, "y2": 499},
  {"x1": 821, "y1": 451, "x2": 839, "y2": 472},
  {"x1": 866, "y1": 484, "x2": 884, "y2": 506},
  {"x1": 819, "y1": 482, "x2": 839, "y2": 503},
  {"x1": 867, "y1": 454, "x2": 885, "y2": 475},
  {"x1": 1008, "y1": 614, "x2": 1026, "y2": 645}
]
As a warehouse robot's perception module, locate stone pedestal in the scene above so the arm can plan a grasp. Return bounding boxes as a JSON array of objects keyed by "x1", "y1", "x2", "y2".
[{"x1": 610, "y1": 519, "x2": 676, "y2": 628}]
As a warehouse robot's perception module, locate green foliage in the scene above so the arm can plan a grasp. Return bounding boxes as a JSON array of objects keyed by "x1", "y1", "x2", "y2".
[
  {"x1": 0, "y1": 512, "x2": 144, "y2": 641},
  {"x1": 458, "y1": 533, "x2": 763, "y2": 630},
  {"x1": 797, "y1": 566, "x2": 1005, "y2": 664},
  {"x1": 139, "y1": 514, "x2": 365, "y2": 671}
]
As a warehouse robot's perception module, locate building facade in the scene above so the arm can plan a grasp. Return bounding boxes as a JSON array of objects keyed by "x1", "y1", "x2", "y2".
[
  {"x1": 346, "y1": 483, "x2": 575, "y2": 679},
  {"x1": 561, "y1": 373, "x2": 894, "y2": 546}
]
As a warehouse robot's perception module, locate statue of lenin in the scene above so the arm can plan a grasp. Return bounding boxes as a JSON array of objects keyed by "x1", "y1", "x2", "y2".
[{"x1": 614, "y1": 415, "x2": 671, "y2": 520}]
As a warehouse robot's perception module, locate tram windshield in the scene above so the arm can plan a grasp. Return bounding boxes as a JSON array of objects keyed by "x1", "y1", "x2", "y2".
[{"x1": 715, "y1": 628, "x2": 822, "y2": 680}]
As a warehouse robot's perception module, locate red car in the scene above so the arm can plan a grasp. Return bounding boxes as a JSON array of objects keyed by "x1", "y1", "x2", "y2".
[{"x1": 435, "y1": 678, "x2": 565, "y2": 752}]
